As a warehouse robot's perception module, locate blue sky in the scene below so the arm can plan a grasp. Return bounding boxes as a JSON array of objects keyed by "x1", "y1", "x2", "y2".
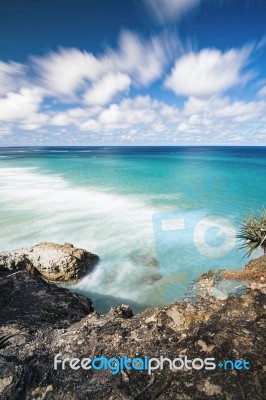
[{"x1": 0, "y1": 0, "x2": 266, "y2": 145}]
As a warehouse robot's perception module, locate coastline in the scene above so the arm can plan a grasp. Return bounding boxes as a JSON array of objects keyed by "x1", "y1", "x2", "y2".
[
  {"x1": 0, "y1": 243, "x2": 265, "y2": 399},
  {"x1": 1, "y1": 146, "x2": 266, "y2": 313}
]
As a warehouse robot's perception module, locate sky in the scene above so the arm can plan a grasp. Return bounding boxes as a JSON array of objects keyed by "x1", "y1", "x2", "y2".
[{"x1": 0, "y1": 0, "x2": 266, "y2": 146}]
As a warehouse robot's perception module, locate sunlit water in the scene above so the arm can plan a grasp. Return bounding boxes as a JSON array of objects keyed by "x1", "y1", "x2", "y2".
[{"x1": 0, "y1": 146, "x2": 265, "y2": 313}]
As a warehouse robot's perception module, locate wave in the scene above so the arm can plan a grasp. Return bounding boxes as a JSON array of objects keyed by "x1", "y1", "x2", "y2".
[
  {"x1": 0, "y1": 162, "x2": 254, "y2": 312},
  {"x1": 0, "y1": 166, "x2": 160, "y2": 311}
]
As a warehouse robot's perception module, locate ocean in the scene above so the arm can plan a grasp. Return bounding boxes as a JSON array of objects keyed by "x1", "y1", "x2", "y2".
[{"x1": 0, "y1": 146, "x2": 265, "y2": 313}]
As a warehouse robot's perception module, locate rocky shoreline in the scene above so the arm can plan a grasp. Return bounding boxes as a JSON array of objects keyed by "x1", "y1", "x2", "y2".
[
  {"x1": 0, "y1": 243, "x2": 265, "y2": 399},
  {"x1": 0, "y1": 242, "x2": 99, "y2": 284}
]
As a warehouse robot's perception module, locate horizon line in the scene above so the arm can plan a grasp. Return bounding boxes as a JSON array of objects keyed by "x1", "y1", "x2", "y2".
[{"x1": 1, "y1": 145, "x2": 266, "y2": 148}]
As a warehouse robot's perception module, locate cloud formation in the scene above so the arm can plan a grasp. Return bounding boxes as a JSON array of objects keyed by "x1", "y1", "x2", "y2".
[
  {"x1": 0, "y1": 28, "x2": 265, "y2": 145},
  {"x1": 0, "y1": 87, "x2": 42, "y2": 121},
  {"x1": 32, "y1": 31, "x2": 174, "y2": 99},
  {"x1": 33, "y1": 48, "x2": 105, "y2": 97},
  {"x1": 144, "y1": 0, "x2": 201, "y2": 23},
  {"x1": 258, "y1": 85, "x2": 266, "y2": 97},
  {"x1": 0, "y1": 61, "x2": 26, "y2": 96},
  {"x1": 165, "y1": 47, "x2": 252, "y2": 97},
  {"x1": 42, "y1": 94, "x2": 265, "y2": 145},
  {"x1": 84, "y1": 72, "x2": 131, "y2": 105}
]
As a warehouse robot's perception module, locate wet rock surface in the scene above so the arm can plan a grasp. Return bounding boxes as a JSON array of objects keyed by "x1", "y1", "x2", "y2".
[
  {"x1": 0, "y1": 251, "x2": 265, "y2": 400},
  {"x1": 0, "y1": 242, "x2": 99, "y2": 283}
]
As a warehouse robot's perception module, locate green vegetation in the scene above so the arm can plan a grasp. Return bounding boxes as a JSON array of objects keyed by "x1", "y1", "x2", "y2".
[{"x1": 238, "y1": 209, "x2": 266, "y2": 257}]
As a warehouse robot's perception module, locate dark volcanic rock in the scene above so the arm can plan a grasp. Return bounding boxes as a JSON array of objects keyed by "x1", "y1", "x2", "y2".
[
  {"x1": 0, "y1": 253, "x2": 265, "y2": 399},
  {"x1": 0, "y1": 267, "x2": 93, "y2": 329},
  {"x1": 0, "y1": 242, "x2": 99, "y2": 283}
]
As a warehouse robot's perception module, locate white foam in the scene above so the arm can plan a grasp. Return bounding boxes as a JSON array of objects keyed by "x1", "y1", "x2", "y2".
[{"x1": 0, "y1": 166, "x2": 159, "y2": 310}]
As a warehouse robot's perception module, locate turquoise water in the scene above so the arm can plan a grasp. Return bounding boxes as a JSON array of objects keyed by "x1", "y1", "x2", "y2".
[{"x1": 0, "y1": 146, "x2": 265, "y2": 312}]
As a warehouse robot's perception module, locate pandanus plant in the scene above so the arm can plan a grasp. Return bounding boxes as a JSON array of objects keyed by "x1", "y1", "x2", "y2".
[{"x1": 237, "y1": 209, "x2": 266, "y2": 257}]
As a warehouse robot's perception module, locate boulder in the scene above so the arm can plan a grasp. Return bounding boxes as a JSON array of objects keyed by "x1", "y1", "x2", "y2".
[{"x1": 0, "y1": 242, "x2": 99, "y2": 283}]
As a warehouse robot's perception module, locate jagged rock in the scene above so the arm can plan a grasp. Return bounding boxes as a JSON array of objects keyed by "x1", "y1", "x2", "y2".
[
  {"x1": 108, "y1": 304, "x2": 134, "y2": 319},
  {"x1": 0, "y1": 267, "x2": 93, "y2": 329},
  {"x1": 0, "y1": 251, "x2": 265, "y2": 399},
  {"x1": 0, "y1": 242, "x2": 99, "y2": 283}
]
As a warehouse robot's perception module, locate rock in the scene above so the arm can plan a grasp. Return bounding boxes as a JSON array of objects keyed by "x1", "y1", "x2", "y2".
[
  {"x1": 108, "y1": 304, "x2": 134, "y2": 319},
  {"x1": 223, "y1": 253, "x2": 266, "y2": 284},
  {"x1": 0, "y1": 251, "x2": 265, "y2": 399},
  {"x1": 0, "y1": 266, "x2": 93, "y2": 329},
  {"x1": 212, "y1": 278, "x2": 248, "y2": 299},
  {"x1": 145, "y1": 257, "x2": 158, "y2": 268},
  {"x1": 0, "y1": 242, "x2": 99, "y2": 284}
]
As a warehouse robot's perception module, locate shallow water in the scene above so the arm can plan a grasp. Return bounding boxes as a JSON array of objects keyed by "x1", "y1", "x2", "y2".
[{"x1": 0, "y1": 146, "x2": 265, "y2": 312}]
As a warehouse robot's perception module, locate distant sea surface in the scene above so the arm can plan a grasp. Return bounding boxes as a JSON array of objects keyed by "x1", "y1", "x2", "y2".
[{"x1": 1, "y1": 146, "x2": 266, "y2": 312}]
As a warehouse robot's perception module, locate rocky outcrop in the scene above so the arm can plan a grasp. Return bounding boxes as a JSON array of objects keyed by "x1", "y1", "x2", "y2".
[
  {"x1": 223, "y1": 253, "x2": 266, "y2": 283},
  {"x1": 0, "y1": 242, "x2": 99, "y2": 283},
  {"x1": 0, "y1": 251, "x2": 265, "y2": 400}
]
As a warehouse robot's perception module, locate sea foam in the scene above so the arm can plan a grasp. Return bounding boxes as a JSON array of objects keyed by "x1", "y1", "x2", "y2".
[{"x1": 0, "y1": 166, "x2": 162, "y2": 311}]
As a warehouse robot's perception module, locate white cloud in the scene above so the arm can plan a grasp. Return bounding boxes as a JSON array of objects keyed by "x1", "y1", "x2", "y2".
[
  {"x1": 184, "y1": 96, "x2": 263, "y2": 120},
  {"x1": 183, "y1": 96, "x2": 265, "y2": 130},
  {"x1": 80, "y1": 119, "x2": 101, "y2": 132},
  {"x1": 0, "y1": 28, "x2": 264, "y2": 145},
  {"x1": 1, "y1": 91, "x2": 266, "y2": 144},
  {"x1": 107, "y1": 30, "x2": 172, "y2": 86},
  {"x1": 84, "y1": 72, "x2": 131, "y2": 105},
  {"x1": 0, "y1": 86, "x2": 49, "y2": 131},
  {"x1": 49, "y1": 106, "x2": 101, "y2": 127},
  {"x1": 47, "y1": 96, "x2": 176, "y2": 134},
  {"x1": 77, "y1": 96, "x2": 178, "y2": 135},
  {"x1": 165, "y1": 47, "x2": 252, "y2": 97},
  {"x1": 0, "y1": 61, "x2": 25, "y2": 96},
  {"x1": 144, "y1": 0, "x2": 201, "y2": 23},
  {"x1": 258, "y1": 85, "x2": 266, "y2": 97},
  {"x1": 44, "y1": 93, "x2": 266, "y2": 145},
  {"x1": 97, "y1": 96, "x2": 158, "y2": 130},
  {"x1": 0, "y1": 124, "x2": 12, "y2": 136},
  {"x1": 0, "y1": 87, "x2": 43, "y2": 121},
  {"x1": 33, "y1": 31, "x2": 174, "y2": 99},
  {"x1": 33, "y1": 48, "x2": 107, "y2": 96},
  {"x1": 50, "y1": 108, "x2": 87, "y2": 126}
]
